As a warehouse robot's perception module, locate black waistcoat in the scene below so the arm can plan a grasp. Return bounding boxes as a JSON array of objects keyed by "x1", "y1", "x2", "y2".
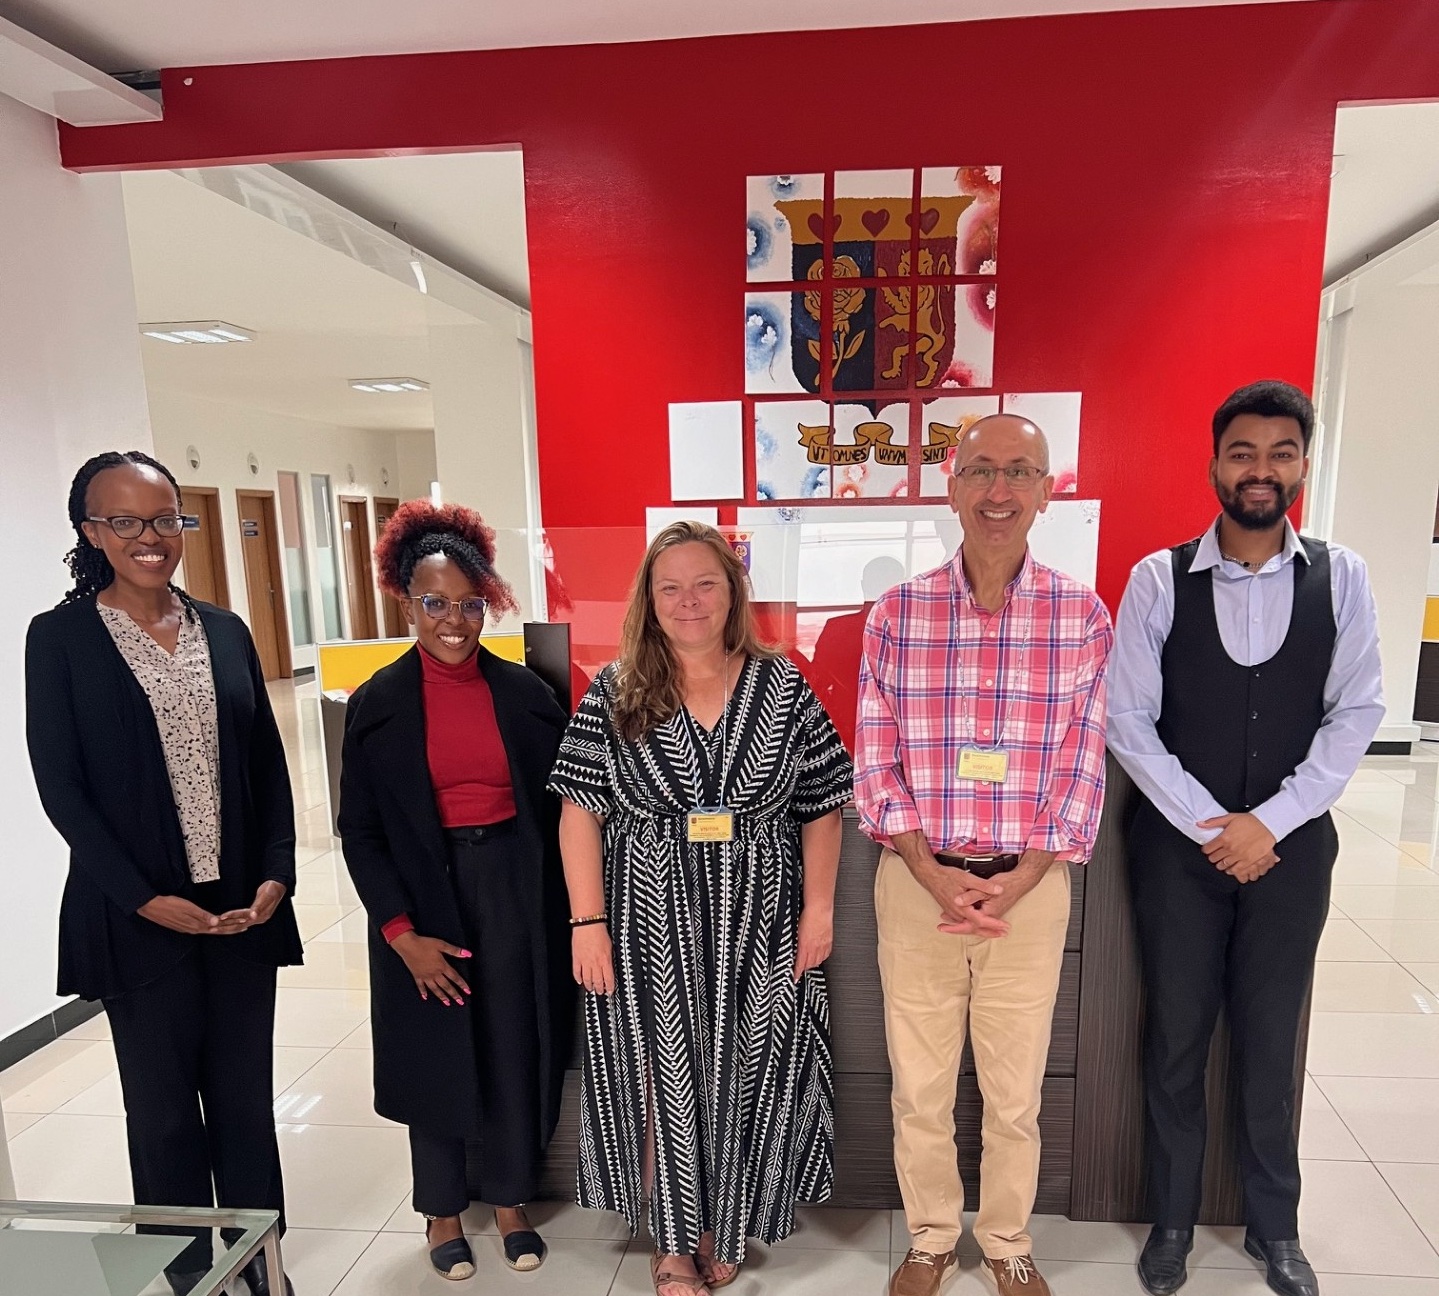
[{"x1": 1157, "y1": 537, "x2": 1334, "y2": 815}]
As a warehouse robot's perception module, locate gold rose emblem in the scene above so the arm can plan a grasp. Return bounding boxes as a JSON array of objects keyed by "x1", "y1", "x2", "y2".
[{"x1": 804, "y1": 256, "x2": 867, "y2": 378}]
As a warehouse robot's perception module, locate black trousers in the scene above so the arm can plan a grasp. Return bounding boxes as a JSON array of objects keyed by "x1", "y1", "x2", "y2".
[
  {"x1": 410, "y1": 822, "x2": 542, "y2": 1217},
  {"x1": 1129, "y1": 803, "x2": 1336, "y2": 1239},
  {"x1": 103, "y1": 939, "x2": 285, "y2": 1272}
]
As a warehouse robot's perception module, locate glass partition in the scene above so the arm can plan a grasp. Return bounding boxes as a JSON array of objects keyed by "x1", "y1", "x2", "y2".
[
  {"x1": 500, "y1": 499, "x2": 1101, "y2": 753},
  {"x1": 309, "y1": 474, "x2": 344, "y2": 641},
  {"x1": 276, "y1": 471, "x2": 313, "y2": 647}
]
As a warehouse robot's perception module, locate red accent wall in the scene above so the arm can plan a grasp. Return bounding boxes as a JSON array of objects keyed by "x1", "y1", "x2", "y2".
[{"x1": 60, "y1": 0, "x2": 1439, "y2": 614}]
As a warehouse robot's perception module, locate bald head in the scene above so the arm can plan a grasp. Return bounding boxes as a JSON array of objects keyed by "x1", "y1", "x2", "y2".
[{"x1": 953, "y1": 413, "x2": 1050, "y2": 474}]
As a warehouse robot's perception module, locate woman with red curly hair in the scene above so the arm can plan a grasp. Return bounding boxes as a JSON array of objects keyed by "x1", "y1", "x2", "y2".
[{"x1": 337, "y1": 501, "x2": 573, "y2": 1281}]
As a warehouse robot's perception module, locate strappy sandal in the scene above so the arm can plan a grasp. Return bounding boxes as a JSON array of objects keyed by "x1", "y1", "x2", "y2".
[
  {"x1": 425, "y1": 1217, "x2": 476, "y2": 1281},
  {"x1": 650, "y1": 1252, "x2": 710, "y2": 1296},
  {"x1": 693, "y1": 1248, "x2": 739, "y2": 1289}
]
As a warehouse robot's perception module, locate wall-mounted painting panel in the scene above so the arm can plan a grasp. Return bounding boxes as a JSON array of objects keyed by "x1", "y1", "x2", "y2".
[
  {"x1": 833, "y1": 170, "x2": 915, "y2": 279},
  {"x1": 1001, "y1": 391, "x2": 1082, "y2": 494},
  {"x1": 919, "y1": 395, "x2": 1001, "y2": 497},
  {"x1": 1029, "y1": 498, "x2": 1101, "y2": 587},
  {"x1": 744, "y1": 291, "x2": 823, "y2": 394},
  {"x1": 755, "y1": 400, "x2": 833, "y2": 502},
  {"x1": 831, "y1": 402, "x2": 910, "y2": 500},
  {"x1": 921, "y1": 166, "x2": 1001, "y2": 274},
  {"x1": 739, "y1": 499, "x2": 1100, "y2": 602},
  {"x1": 669, "y1": 401, "x2": 744, "y2": 501},
  {"x1": 747, "y1": 173, "x2": 824, "y2": 283},
  {"x1": 927, "y1": 282, "x2": 995, "y2": 389},
  {"x1": 647, "y1": 506, "x2": 718, "y2": 542}
]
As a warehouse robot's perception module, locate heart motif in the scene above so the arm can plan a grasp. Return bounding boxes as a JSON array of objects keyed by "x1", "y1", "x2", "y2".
[
  {"x1": 807, "y1": 212, "x2": 840, "y2": 240},
  {"x1": 861, "y1": 209, "x2": 890, "y2": 237},
  {"x1": 905, "y1": 207, "x2": 942, "y2": 235}
]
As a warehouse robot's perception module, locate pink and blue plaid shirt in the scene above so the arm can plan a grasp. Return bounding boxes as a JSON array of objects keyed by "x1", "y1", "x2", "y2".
[{"x1": 854, "y1": 548, "x2": 1113, "y2": 862}]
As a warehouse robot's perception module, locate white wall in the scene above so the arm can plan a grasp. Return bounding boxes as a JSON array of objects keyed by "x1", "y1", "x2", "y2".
[
  {"x1": 0, "y1": 94, "x2": 154, "y2": 1041},
  {"x1": 148, "y1": 389, "x2": 413, "y2": 668},
  {"x1": 1322, "y1": 283, "x2": 1439, "y2": 742},
  {"x1": 396, "y1": 428, "x2": 438, "y2": 504},
  {"x1": 428, "y1": 313, "x2": 537, "y2": 622}
]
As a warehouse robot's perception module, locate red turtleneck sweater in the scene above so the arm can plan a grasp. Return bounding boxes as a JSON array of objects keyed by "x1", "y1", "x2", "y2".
[{"x1": 381, "y1": 647, "x2": 517, "y2": 944}]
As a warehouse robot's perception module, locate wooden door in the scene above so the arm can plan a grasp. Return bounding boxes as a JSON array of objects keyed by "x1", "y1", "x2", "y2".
[
  {"x1": 340, "y1": 496, "x2": 379, "y2": 640},
  {"x1": 178, "y1": 487, "x2": 229, "y2": 609},
  {"x1": 373, "y1": 497, "x2": 408, "y2": 638},
  {"x1": 236, "y1": 490, "x2": 293, "y2": 681}
]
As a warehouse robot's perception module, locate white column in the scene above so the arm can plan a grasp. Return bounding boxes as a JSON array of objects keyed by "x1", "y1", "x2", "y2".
[
  {"x1": 0, "y1": 93, "x2": 153, "y2": 1044},
  {"x1": 1320, "y1": 281, "x2": 1439, "y2": 745},
  {"x1": 427, "y1": 313, "x2": 539, "y2": 622}
]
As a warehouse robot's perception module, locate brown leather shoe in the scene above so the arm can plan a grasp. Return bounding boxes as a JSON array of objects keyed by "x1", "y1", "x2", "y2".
[
  {"x1": 889, "y1": 1248, "x2": 958, "y2": 1296},
  {"x1": 982, "y1": 1254, "x2": 1051, "y2": 1295}
]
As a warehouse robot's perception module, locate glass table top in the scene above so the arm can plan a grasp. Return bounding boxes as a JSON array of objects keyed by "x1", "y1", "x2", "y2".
[{"x1": 0, "y1": 1201, "x2": 279, "y2": 1296}]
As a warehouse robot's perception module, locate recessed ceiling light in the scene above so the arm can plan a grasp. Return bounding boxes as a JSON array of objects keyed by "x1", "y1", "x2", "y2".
[
  {"x1": 350, "y1": 378, "x2": 429, "y2": 394},
  {"x1": 140, "y1": 320, "x2": 255, "y2": 345}
]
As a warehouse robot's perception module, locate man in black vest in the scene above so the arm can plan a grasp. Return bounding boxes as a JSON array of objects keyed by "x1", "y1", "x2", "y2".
[{"x1": 1108, "y1": 381, "x2": 1384, "y2": 1296}]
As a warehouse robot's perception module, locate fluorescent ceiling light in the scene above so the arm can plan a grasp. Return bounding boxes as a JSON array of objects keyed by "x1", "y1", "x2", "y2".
[
  {"x1": 140, "y1": 320, "x2": 255, "y2": 345},
  {"x1": 350, "y1": 377, "x2": 429, "y2": 394}
]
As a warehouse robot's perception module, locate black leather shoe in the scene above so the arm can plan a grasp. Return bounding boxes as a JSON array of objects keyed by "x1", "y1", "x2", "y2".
[
  {"x1": 165, "y1": 1271, "x2": 209, "y2": 1296},
  {"x1": 241, "y1": 1251, "x2": 296, "y2": 1296},
  {"x1": 1138, "y1": 1226, "x2": 1193, "y2": 1295},
  {"x1": 502, "y1": 1228, "x2": 547, "y2": 1272},
  {"x1": 1244, "y1": 1234, "x2": 1319, "y2": 1296}
]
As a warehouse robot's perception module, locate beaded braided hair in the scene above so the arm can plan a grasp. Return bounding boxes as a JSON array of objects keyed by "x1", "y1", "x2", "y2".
[
  {"x1": 62, "y1": 450, "x2": 198, "y2": 619},
  {"x1": 373, "y1": 500, "x2": 519, "y2": 617}
]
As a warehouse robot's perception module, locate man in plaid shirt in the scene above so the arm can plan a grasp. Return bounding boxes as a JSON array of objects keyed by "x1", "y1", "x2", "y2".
[{"x1": 855, "y1": 414, "x2": 1112, "y2": 1296}]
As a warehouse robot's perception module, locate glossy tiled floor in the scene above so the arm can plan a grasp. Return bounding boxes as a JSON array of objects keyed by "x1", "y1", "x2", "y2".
[{"x1": 6, "y1": 679, "x2": 1439, "y2": 1293}]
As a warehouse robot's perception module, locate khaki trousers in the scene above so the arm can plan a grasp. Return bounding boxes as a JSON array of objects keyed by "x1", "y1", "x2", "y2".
[{"x1": 875, "y1": 849, "x2": 1070, "y2": 1259}]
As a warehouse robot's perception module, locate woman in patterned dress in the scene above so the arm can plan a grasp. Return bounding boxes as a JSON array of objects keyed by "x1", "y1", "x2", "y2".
[
  {"x1": 25, "y1": 452, "x2": 301, "y2": 1296},
  {"x1": 548, "y1": 521, "x2": 853, "y2": 1296}
]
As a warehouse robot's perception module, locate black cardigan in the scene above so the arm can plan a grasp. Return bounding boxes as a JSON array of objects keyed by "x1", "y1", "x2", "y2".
[
  {"x1": 338, "y1": 644, "x2": 575, "y2": 1140},
  {"x1": 25, "y1": 596, "x2": 303, "y2": 1001}
]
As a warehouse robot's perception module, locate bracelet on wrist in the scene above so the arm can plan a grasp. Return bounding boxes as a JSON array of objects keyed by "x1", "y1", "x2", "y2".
[{"x1": 569, "y1": 913, "x2": 608, "y2": 928}]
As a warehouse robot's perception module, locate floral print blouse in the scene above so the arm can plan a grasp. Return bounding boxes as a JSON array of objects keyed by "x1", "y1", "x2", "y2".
[{"x1": 99, "y1": 604, "x2": 222, "y2": 884}]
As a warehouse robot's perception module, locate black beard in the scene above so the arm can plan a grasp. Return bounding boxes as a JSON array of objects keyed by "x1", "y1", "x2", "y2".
[{"x1": 1217, "y1": 477, "x2": 1301, "y2": 532}]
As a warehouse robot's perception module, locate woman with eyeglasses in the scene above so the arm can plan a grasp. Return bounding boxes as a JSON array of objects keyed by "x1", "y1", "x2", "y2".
[
  {"x1": 25, "y1": 451, "x2": 301, "y2": 1296},
  {"x1": 338, "y1": 500, "x2": 573, "y2": 1282}
]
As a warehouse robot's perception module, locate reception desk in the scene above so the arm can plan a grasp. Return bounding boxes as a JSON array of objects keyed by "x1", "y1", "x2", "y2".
[{"x1": 523, "y1": 758, "x2": 1301, "y2": 1225}]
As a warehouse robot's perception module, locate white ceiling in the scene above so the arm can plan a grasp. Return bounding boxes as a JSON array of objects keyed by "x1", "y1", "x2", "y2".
[
  {"x1": 1326, "y1": 102, "x2": 1439, "y2": 284},
  {"x1": 122, "y1": 169, "x2": 475, "y2": 433},
  {"x1": 1, "y1": 0, "x2": 1307, "y2": 73},
  {"x1": 277, "y1": 153, "x2": 531, "y2": 309}
]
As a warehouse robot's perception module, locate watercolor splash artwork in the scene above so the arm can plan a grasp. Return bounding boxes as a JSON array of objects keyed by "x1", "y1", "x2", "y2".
[{"x1": 676, "y1": 169, "x2": 1087, "y2": 529}]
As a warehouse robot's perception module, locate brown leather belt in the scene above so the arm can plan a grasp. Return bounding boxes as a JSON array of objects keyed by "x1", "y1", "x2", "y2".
[{"x1": 934, "y1": 852, "x2": 1021, "y2": 879}]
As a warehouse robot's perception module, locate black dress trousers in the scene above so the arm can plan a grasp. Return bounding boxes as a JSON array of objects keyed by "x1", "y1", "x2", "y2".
[
  {"x1": 103, "y1": 937, "x2": 285, "y2": 1272},
  {"x1": 1129, "y1": 801, "x2": 1337, "y2": 1239},
  {"x1": 410, "y1": 820, "x2": 543, "y2": 1216}
]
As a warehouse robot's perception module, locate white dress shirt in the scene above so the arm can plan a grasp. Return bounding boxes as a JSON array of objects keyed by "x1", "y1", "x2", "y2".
[{"x1": 1107, "y1": 518, "x2": 1385, "y2": 845}]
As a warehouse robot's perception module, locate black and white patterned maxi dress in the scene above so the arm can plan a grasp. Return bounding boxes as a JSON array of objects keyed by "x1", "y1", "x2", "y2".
[{"x1": 547, "y1": 654, "x2": 854, "y2": 1264}]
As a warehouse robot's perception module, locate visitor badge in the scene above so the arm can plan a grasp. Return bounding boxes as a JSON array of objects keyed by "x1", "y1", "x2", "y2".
[
  {"x1": 687, "y1": 807, "x2": 735, "y2": 843},
  {"x1": 957, "y1": 746, "x2": 1009, "y2": 784}
]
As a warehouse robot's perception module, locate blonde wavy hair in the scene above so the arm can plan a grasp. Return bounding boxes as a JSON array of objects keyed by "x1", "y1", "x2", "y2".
[{"x1": 612, "y1": 521, "x2": 778, "y2": 741}]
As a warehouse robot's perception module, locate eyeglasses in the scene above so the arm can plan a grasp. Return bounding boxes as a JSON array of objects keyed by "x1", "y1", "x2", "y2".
[
  {"x1": 87, "y1": 514, "x2": 193, "y2": 539},
  {"x1": 410, "y1": 594, "x2": 489, "y2": 622},
  {"x1": 953, "y1": 466, "x2": 1049, "y2": 489}
]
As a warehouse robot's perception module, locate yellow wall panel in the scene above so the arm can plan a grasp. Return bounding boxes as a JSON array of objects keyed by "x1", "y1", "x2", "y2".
[{"x1": 317, "y1": 634, "x2": 525, "y2": 693}]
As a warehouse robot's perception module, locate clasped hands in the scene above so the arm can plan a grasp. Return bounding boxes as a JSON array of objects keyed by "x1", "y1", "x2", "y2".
[
  {"x1": 137, "y1": 880, "x2": 288, "y2": 936},
  {"x1": 1197, "y1": 812, "x2": 1279, "y2": 883},
  {"x1": 925, "y1": 848, "x2": 1056, "y2": 939}
]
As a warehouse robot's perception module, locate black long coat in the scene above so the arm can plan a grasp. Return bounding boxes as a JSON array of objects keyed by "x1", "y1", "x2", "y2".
[
  {"x1": 25, "y1": 596, "x2": 303, "y2": 1001},
  {"x1": 337, "y1": 644, "x2": 575, "y2": 1142}
]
